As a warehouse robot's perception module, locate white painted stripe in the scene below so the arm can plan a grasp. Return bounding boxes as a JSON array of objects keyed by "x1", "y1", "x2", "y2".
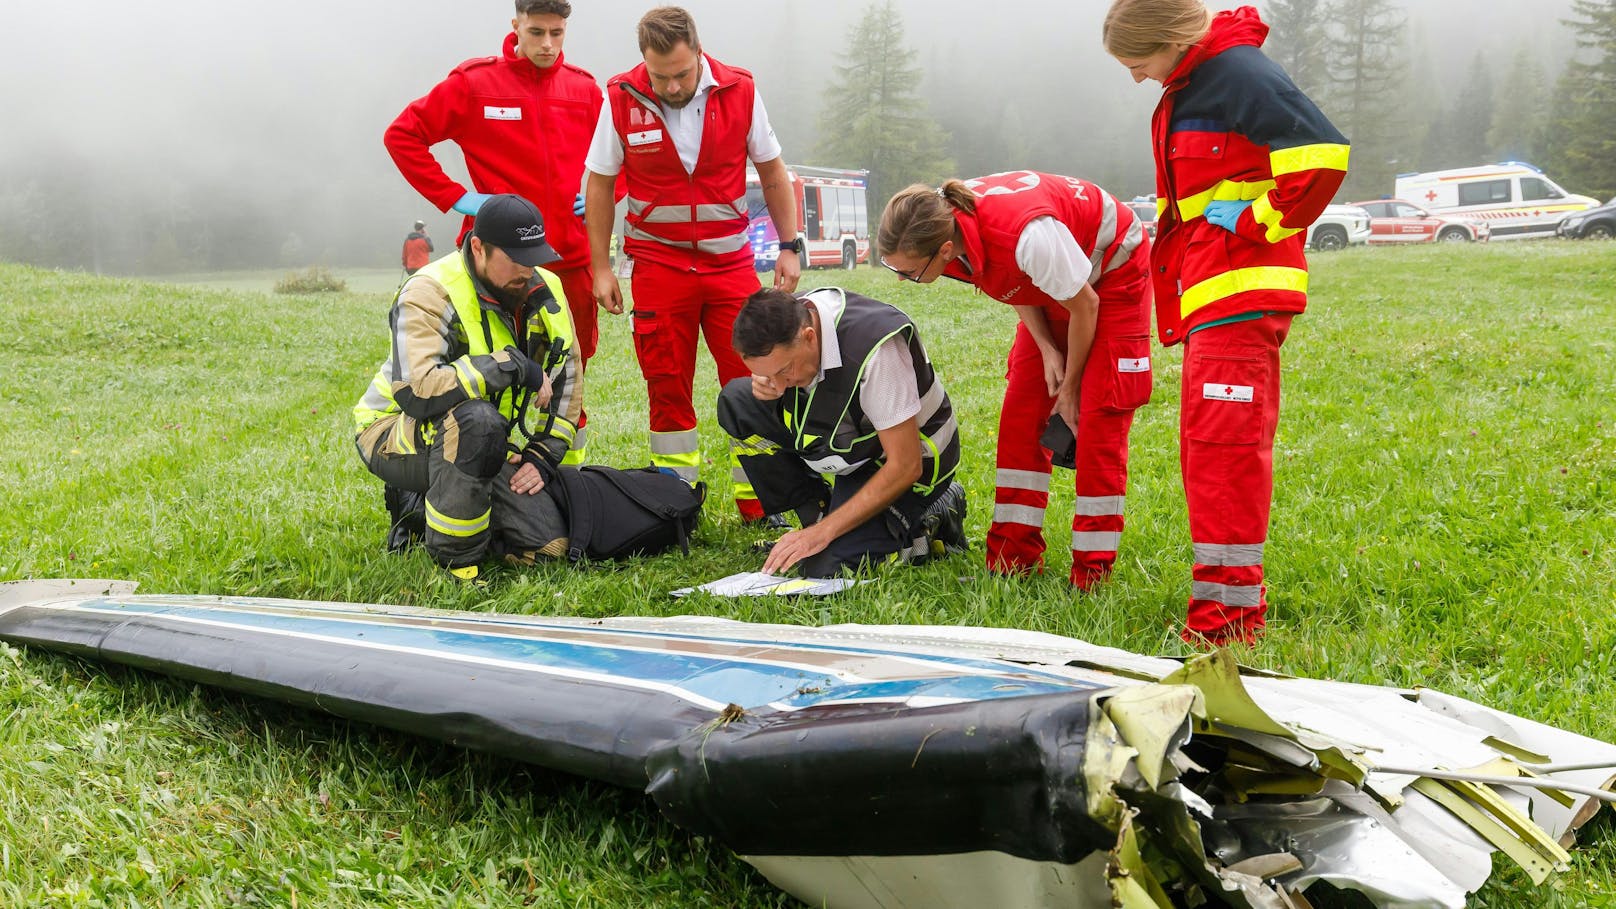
[{"x1": 43, "y1": 602, "x2": 1020, "y2": 695}]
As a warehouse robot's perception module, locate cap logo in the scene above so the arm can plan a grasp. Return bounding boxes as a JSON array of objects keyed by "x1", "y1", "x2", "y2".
[{"x1": 515, "y1": 224, "x2": 543, "y2": 241}]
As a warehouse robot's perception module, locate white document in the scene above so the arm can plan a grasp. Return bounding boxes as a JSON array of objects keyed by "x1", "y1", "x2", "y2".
[{"x1": 671, "y1": 572, "x2": 865, "y2": 598}]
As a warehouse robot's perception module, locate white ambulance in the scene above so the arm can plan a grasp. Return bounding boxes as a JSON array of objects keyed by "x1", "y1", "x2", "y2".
[{"x1": 1393, "y1": 162, "x2": 1598, "y2": 240}]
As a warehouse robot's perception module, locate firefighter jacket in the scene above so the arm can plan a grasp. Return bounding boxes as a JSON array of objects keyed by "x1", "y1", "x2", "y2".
[
  {"x1": 607, "y1": 55, "x2": 755, "y2": 272},
  {"x1": 384, "y1": 38, "x2": 602, "y2": 271},
  {"x1": 1149, "y1": 5, "x2": 1348, "y2": 345},
  {"x1": 942, "y1": 171, "x2": 1148, "y2": 321},
  {"x1": 782, "y1": 289, "x2": 959, "y2": 496},
  {"x1": 353, "y1": 243, "x2": 583, "y2": 463}
]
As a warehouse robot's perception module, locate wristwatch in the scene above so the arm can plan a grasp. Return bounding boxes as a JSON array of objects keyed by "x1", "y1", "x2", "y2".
[{"x1": 779, "y1": 237, "x2": 804, "y2": 254}]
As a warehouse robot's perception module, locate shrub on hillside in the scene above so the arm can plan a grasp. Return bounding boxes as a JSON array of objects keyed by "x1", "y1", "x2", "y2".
[{"x1": 274, "y1": 266, "x2": 348, "y2": 294}]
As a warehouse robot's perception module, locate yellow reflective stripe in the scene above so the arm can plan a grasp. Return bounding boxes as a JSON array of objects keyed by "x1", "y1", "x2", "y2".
[
  {"x1": 651, "y1": 450, "x2": 702, "y2": 470},
  {"x1": 424, "y1": 502, "x2": 490, "y2": 538},
  {"x1": 451, "y1": 358, "x2": 485, "y2": 400},
  {"x1": 1175, "y1": 179, "x2": 1275, "y2": 221},
  {"x1": 1270, "y1": 143, "x2": 1349, "y2": 177},
  {"x1": 732, "y1": 434, "x2": 781, "y2": 456},
  {"x1": 1180, "y1": 267, "x2": 1309, "y2": 318},
  {"x1": 1155, "y1": 197, "x2": 1167, "y2": 220},
  {"x1": 1250, "y1": 193, "x2": 1303, "y2": 243},
  {"x1": 391, "y1": 419, "x2": 416, "y2": 456}
]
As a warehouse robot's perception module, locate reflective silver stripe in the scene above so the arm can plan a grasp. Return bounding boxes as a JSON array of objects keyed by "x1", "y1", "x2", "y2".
[
  {"x1": 1071, "y1": 530, "x2": 1122, "y2": 552},
  {"x1": 571, "y1": 425, "x2": 589, "y2": 451},
  {"x1": 649, "y1": 429, "x2": 699, "y2": 455},
  {"x1": 1102, "y1": 217, "x2": 1145, "y2": 275},
  {"x1": 993, "y1": 503, "x2": 1045, "y2": 526},
  {"x1": 694, "y1": 203, "x2": 743, "y2": 222},
  {"x1": 626, "y1": 196, "x2": 651, "y2": 217},
  {"x1": 1193, "y1": 542, "x2": 1265, "y2": 567},
  {"x1": 730, "y1": 465, "x2": 749, "y2": 484},
  {"x1": 916, "y1": 379, "x2": 947, "y2": 423},
  {"x1": 1088, "y1": 192, "x2": 1119, "y2": 276},
  {"x1": 696, "y1": 232, "x2": 749, "y2": 255},
  {"x1": 624, "y1": 222, "x2": 694, "y2": 249},
  {"x1": 1073, "y1": 495, "x2": 1125, "y2": 517},
  {"x1": 926, "y1": 413, "x2": 959, "y2": 459},
  {"x1": 995, "y1": 469, "x2": 1050, "y2": 493},
  {"x1": 1191, "y1": 581, "x2": 1263, "y2": 608},
  {"x1": 662, "y1": 464, "x2": 700, "y2": 482},
  {"x1": 639, "y1": 206, "x2": 692, "y2": 224}
]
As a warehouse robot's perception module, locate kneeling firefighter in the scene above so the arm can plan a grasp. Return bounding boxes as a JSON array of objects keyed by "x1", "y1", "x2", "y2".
[{"x1": 352, "y1": 194, "x2": 583, "y2": 582}]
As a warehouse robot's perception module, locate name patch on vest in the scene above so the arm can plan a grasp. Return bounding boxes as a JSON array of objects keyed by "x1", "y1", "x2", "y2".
[
  {"x1": 484, "y1": 106, "x2": 522, "y2": 120},
  {"x1": 1117, "y1": 357, "x2": 1150, "y2": 373},
  {"x1": 627, "y1": 129, "x2": 664, "y2": 147},
  {"x1": 1203, "y1": 383, "x2": 1254, "y2": 403}
]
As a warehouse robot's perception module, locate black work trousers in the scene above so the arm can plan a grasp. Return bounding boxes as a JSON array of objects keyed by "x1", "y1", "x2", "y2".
[{"x1": 717, "y1": 378, "x2": 944, "y2": 577}]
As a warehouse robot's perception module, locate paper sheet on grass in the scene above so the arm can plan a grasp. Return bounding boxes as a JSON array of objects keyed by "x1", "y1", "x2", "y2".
[{"x1": 671, "y1": 571, "x2": 866, "y2": 598}]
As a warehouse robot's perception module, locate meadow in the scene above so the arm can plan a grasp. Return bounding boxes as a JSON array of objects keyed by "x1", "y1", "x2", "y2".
[{"x1": 1, "y1": 241, "x2": 1613, "y2": 907}]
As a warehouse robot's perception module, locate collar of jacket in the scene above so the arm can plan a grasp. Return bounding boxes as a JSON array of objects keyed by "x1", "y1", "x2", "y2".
[
  {"x1": 460, "y1": 237, "x2": 544, "y2": 316},
  {"x1": 1164, "y1": 5, "x2": 1269, "y2": 89},
  {"x1": 501, "y1": 32, "x2": 567, "y2": 81}
]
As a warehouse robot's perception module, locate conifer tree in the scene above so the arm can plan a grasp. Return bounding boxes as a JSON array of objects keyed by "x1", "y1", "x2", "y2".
[{"x1": 813, "y1": 0, "x2": 954, "y2": 229}]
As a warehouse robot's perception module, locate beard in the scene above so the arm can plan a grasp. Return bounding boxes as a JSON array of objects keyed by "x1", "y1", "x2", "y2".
[{"x1": 657, "y1": 90, "x2": 694, "y2": 109}]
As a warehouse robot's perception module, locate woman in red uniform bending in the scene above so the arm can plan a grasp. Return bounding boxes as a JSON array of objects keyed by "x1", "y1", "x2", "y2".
[
  {"x1": 879, "y1": 172, "x2": 1152, "y2": 591},
  {"x1": 1104, "y1": 1, "x2": 1348, "y2": 644}
]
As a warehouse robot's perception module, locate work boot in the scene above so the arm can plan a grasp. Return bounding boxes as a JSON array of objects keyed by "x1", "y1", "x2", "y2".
[
  {"x1": 920, "y1": 481, "x2": 968, "y2": 557},
  {"x1": 383, "y1": 485, "x2": 426, "y2": 553}
]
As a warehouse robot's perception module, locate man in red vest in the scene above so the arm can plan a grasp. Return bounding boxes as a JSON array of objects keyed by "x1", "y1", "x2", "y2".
[
  {"x1": 384, "y1": 0, "x2": 602, "y2": 463},
  {"x1": 401, "y1": 220, "x2": 434, "y2": 275},
  {"x1": 583, "y1": 6, "x2": 801, "y2": 521}
]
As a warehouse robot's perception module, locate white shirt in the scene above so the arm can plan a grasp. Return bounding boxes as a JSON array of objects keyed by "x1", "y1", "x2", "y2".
[
  {"x1": 1014, "y1": 216, "x2": 1093, "y2": 302},
  {"x1": 585, "y1": 54, "x2": 783, "y2": 176},
  {"x1": 804, "y1": 288, "x2": 920, "y2": 433}
]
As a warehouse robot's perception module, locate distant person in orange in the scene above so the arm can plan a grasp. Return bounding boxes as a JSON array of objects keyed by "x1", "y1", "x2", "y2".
[{"x1": 402, "y1": 220, "x2": 434, "y2": 275}]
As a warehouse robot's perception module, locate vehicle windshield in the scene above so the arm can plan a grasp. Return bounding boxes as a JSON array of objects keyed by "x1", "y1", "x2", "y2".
[{"x1": 744, "y1": 187, "x2": 768, "y2": 221}]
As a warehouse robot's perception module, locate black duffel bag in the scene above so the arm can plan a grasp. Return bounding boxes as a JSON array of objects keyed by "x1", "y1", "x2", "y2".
[{"x1": 538, "y1": 462, "x2": 706, "y2": 561}]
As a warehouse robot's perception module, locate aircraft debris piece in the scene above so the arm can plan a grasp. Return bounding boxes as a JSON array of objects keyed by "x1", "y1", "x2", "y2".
[{"x1": 2, "y1": 579, "x2": 1611, "y2": 908}]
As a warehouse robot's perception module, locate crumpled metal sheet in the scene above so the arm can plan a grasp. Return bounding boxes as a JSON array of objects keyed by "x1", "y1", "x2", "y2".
[{"x1": 2, "y1": 580, "x2": 1611, "y2": 908}]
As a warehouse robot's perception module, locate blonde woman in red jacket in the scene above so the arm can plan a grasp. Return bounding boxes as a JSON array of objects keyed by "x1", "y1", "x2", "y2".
[
  {"x1": 1105, "y1": 1, "x2": 1348, "y2": 645},
  {"x1": 879, "y1": 172, "x2": 1152, "y2": 592}
]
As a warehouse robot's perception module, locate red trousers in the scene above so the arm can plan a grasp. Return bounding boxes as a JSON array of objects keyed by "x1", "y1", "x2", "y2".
[
  {"x1": 1179, "y1": 312, "x2": 1293, "y2": 643},
  {"x1": 552, "y1": 264, "x2": 598, "y2": 365},
  {"x1": 553, "y1": 264, "x2": 596, "y2": 460},
  {"x1": 986, "y1": 270, "x2": 1152, "y2": 588},
  {"x1": 629, "y1": 259, "x2": 761, "y2": 517}
]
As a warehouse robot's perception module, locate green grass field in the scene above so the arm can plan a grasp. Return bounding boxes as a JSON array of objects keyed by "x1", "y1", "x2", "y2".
[{"x1": 2, "y1": 243, "x2": 1614, "y2": 907}]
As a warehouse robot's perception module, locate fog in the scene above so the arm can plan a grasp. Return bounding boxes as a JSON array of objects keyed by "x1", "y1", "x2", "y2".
[{"x1": 0, "y1": 0, "x2": 1579, "y2": 275}]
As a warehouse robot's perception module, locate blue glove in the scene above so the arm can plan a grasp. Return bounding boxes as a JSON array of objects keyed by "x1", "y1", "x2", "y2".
[
  {"x1": 1204, "y1": 200, "x2": 1251, "y2": 233},
  {"x1": 452, "y1": 191, "x2": 494, "y2": 216},
  {"x1": 573, "y1": 193, "x2": 586, "y2": 218}
]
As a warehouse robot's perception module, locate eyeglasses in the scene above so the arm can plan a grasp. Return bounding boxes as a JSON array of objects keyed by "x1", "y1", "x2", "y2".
[{"x1": 880, "y1": 246, "x2": 940, "y2": 283}]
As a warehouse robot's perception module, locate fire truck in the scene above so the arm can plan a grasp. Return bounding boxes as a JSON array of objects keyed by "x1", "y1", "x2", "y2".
[{"x1": 744, "y1": 165, "x2": 872, "y2": 271}]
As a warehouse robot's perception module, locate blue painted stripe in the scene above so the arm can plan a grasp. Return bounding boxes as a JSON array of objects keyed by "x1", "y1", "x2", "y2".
[
  {"x1": 67, "y1": 599, "x2": 1101, "y2": 710},
  {"x1": 79, "y1": 596, "x2": 1101, "y2": 687}
]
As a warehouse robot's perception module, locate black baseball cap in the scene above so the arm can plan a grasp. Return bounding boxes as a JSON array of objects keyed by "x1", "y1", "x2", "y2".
[{"x1": 472, "y1": 194, "x2": 561, "y2": 267}]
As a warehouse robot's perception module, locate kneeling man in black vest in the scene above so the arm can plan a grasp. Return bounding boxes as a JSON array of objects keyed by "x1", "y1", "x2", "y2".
[{"x1": 719, "y1": 287, "x2": 967, "y2": 577}]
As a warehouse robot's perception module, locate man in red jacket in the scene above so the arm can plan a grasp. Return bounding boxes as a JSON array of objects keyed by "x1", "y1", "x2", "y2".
[
  {"x1": 384, "y1": 0, "x2": 601, "y2": 462},
  {"x1": 583, "y1": 6, "x2": 801, "y2": 522}
]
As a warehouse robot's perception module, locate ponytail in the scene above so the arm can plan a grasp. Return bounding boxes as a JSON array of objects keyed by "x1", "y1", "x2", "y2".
[{"x1": 878, "y1": 181, "x2": 973, "y2": 259}]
